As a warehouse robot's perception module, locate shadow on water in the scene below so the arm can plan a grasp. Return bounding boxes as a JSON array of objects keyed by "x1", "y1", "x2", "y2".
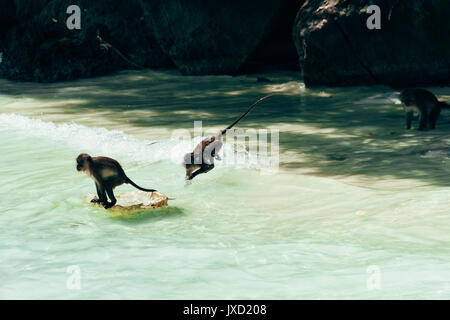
[{"x1": 1, "y1": 69, "x2": 449, "y2": 187}]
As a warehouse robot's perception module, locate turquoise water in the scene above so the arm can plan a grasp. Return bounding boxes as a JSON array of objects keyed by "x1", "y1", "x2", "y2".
[{"x1": 1, "y1": 70, "x2": 449, "y2": 299}]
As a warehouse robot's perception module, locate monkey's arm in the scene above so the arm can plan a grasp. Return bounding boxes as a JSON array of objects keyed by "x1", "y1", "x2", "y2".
[{"x1": 91, "y1": 182, "x2": 107, "y2": 204}]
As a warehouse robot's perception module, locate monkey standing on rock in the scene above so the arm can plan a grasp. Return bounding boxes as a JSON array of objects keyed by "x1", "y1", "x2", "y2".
[
  {"x1": 76, "y1": 154, "x2": 156, "y2": 209},
  {"x1": 183, "y1": 94, "x2": 273, "y2": 181},
  {"x1": 400, "y1": 88, "x2": 450, "y2": 130}
]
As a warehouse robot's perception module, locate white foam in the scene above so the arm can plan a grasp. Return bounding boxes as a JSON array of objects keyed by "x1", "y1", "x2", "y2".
[{"x1": 0, "y1": 113, "x2": 274, "y2": 170}]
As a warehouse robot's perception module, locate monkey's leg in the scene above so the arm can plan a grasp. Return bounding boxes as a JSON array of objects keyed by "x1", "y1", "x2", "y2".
[
  {"x1": 91, "y1": 183, "x2": 107, "y2": 204},
  {"x1": 185, "y1": 164, "x2": 200, "y2": 180},
  {"x1": 103, "y1": 186, "x2": 117, "y2": 209},
  {"x1": 429, "y1": 107, "x2": 440, "y2": 130},
  {"x1": 405, "y1": 111, "x2": 414, "y2": 130},
  {"x1": 418, "y1": 111, "x2": 427, "y2": 131},
  {"x1": 188, "y1": 164, "x2": 215, "y2": 180}
]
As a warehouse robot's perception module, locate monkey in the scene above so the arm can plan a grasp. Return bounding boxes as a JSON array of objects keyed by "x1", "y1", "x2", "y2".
[
  {"x1": 183, "y1": 94, "x2": 273, "y2": 181},
  {"x1": 76, "y1": 153, "x2": 156, "y2": 209},
  {"x1": 183, "y1": 134, "x2": 223, "y2": 181},
  {"x1": 400, "y1": 88, "x2": 450, "y2": 130}
]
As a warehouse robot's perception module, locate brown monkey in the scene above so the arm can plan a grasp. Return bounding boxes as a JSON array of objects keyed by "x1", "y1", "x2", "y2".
[
  {"x1": 183, "y1": 134, "x2": 223, "y2": 181},
  {"x1": 400, "y1": 88, "x2": 450, "y2": 130},
  {"x1": 76, "y1": 154, "x2": 156, "y2": 209},
  {"x1": 183, "y1": 94, "x2": 273, "y2": 180}
]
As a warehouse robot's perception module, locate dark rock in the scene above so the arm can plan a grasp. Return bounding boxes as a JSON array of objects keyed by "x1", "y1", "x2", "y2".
[
  {"x1": 240, "y1": 0, "x2": 304, "y2": 73},
  {"x1": 0, "y1": 0, "x2": 306, "y2": 82},
  {"x1": 0, "y1": 0, "x2": 173, "y2": 82},
  {"x1": 148, "y1": 0, "x2": 296, "y2": 75},
  {"x1": 293, "y1": 0, "x2": 450, "y2": 87},
  {"x1": 257, "y1": 77, "x2": 271, "y2": 82},
  {"x1": 0, "y1": 1, "x2": 16, "y2": 38}
]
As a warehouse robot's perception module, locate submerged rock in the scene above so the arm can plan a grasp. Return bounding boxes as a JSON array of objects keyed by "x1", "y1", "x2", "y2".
[{"x1": 293, "y1": 0, "x2": 450, "y2": 87}]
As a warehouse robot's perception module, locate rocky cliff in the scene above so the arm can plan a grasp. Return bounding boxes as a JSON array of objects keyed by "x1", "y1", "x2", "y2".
[
  {"x1": 293, "y1": 0, "x2": 450, "y2": 87},
  {"x1": 0, "y1": 0, "x2": 301, "y2": 82},
  {"x1": 2, "y1": 0, "x2": 448, "y2": 87},
  {"x1": 0, "y1": 0, "x2": 173, "y2": 82}
]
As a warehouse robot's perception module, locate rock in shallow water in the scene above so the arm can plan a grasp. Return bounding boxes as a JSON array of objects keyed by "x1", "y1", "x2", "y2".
[{"x1": 293, "y1": 0, "x2": 450, "y2": 87}]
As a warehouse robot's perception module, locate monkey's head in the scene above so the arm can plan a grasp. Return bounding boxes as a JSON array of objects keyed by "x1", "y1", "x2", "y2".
[{"x1": 76, "y1": 153, "x2": 93, "y2": 172}]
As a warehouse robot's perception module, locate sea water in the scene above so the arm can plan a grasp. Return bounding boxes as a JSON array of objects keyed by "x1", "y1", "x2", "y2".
[{"x1": 0, "y1": 70, "x2": 449, "y2": 299}]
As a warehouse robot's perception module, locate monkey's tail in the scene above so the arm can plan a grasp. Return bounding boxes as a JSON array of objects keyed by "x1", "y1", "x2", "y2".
[
  {"x1": 221, "y1": 94, "x2": 274, "y2": 135},
  {"x1": 126, "y1": 177, "x2": 157, "y2": 193}
]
